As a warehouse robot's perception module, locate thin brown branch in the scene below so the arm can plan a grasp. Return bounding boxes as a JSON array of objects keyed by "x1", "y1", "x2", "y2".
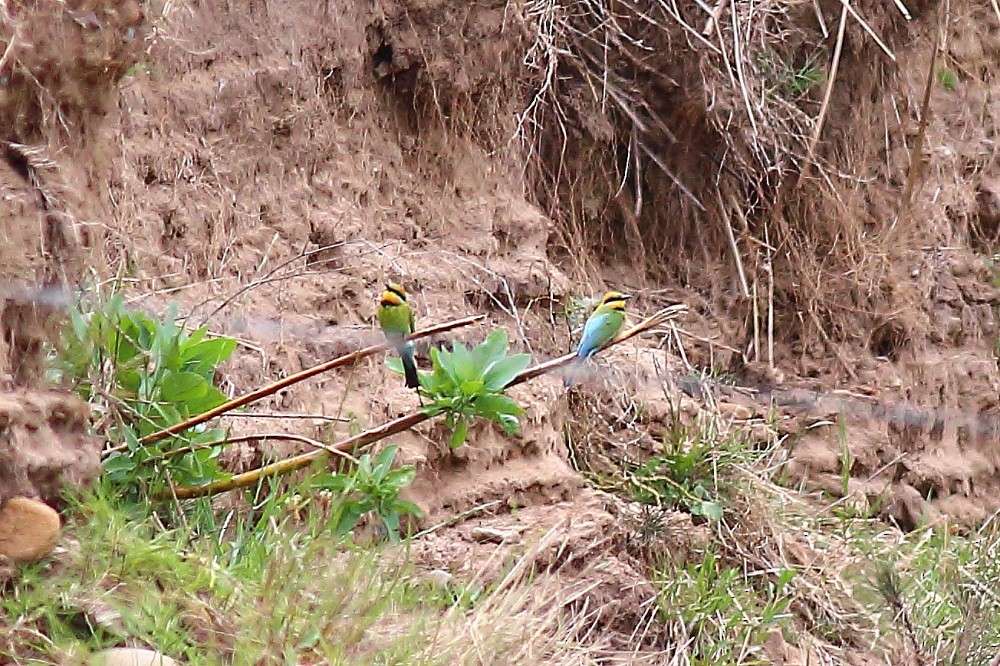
[
  {"x1": 105, "y1": 313, "x2": 486, "y2": 457},
  {"x1": 899, "y1": 10, "x2": 943, "y2": 217},
  {"x1": 163, "y1": 411, "x2": 430, "y2": 500},
  {"x1": 154, "y1": 433, "x2": 360, "y2": 464},
  {"x1": 164, "y1": 305, "x2": 688, "y2": 500},
  {"x1": 797, "y1": 3, "x2": 848, "y2": 188}
]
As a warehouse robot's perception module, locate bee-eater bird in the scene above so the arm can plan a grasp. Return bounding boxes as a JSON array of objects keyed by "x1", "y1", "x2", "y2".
[
  {"x1": 564, "y1": 290, "x2": 631, "y2": 387},
  {"x1": 377, "y1": 282, "x2": 420, "y2": 389}
]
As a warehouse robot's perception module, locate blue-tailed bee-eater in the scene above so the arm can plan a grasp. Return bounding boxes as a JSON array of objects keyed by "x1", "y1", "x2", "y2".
[{"x1": 564, "y1": 290, "x2": 630, "y2": 387}]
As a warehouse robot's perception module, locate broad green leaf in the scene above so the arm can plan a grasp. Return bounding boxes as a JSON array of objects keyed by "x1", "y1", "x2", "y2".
[
  {"x1": 334, "y1": 502, "x2": 366, "y2": 537},
  {"x1": 117, "y1": 369, "x2": 142, "y2": 395},
  {"x1": 776, "y1": 569, "x2": 797, "y2": 589},
  {"x1": 390, "y1": 498, "x2": 423, "y2": 517},
  {"x1": 69, "y1": 307, "x2": 88, "y2": 344},
  {"x1": 177, "y1": 450, "x2": 230, "y2": 485},
  {"x1": 473, "y1": 394, "x2": 524, "y2": 419},
  {"x1": 385, "y1": 357, "x2": 404, "y2": 376},
  {"x1": 459, "y1": 379, "x2": 485, "y2": 396},
  {"x1": 472, "y1": 328, "x2": 509, "y2": 368},
  {"x1": 357, "y1": 453, "x2": 374, "y2": 479},
  {"x1": 122, "y1": 427, "x2": 141, "y2": 452},
  {"x1": 424, "y1": 353, "x2": 453, "y2": 395},
  {"x1": 699, "y1": 500, "x2": 724, "y2": 521},
  {"x1": 102, "y1": 452, "x2": 136, "y2": 479},
  {"x1": 449, "y1": 417, "x2": 469, "y2": 448},
  {"x1": 381, "y1": 510, "x2": 401, "y2": 542},
  {"x1": 449, "y1": 342, "x2": 478, "y2": 383},
  {"x1": 185, "y1": 326, "x2": 207, "y2": 346},
  {"x1": 182, "y1": 337, "x2": 237, "y2": 370},
  {"x1": 482, "y1": 353, "x2": 532, "y2": 391},
  {"x1": 431, "y1": 346, "x2": 458, "y2": 386},
  {"x1": 372, "y1": 445, "x2": 399, "y2": 484},
  {"x1": 385, "y1": 466, "x2": 417, "y2": 491},
  {"x1": 191, "y1": 427, "x2": 226, "y2": 445},
  {"x1": 185, "y1": 385, "x2": 229, "y2": 413},
  {"x1": 311, "y1": 473, "x2": 352, "y2": 493},
  {"x1": 160, "y1": 371, "x2": 209, "y2": 403},
  {"x1": 497, "y1": 413, "x2": 520, "y2": 435},
  {"x1": 106, "y1": 324, "x2": 140, "y2": 365}
]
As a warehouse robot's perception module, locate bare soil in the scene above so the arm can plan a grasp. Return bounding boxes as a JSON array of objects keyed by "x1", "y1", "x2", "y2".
[{"x1": 2, "y1": 0, "x2": 999, "y2": 661}]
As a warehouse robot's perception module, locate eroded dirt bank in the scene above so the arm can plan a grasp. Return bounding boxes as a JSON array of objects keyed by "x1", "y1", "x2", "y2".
[{"x1": 1, "y1": 0, "x2": 999, "y2": 661}]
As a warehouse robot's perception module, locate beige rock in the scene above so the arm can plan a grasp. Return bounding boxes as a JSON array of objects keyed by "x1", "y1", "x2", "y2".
[
  {"x1": 879, "y1": 483, "x2": 935, "y2": 532},
  {"x1": 716, "y1": 401, "x2": 753, "y2": 420},
  {"x1": 0, "y1": 497, "x2": 61, "y2": 561},
  {"x1": 88, "y1": 648, "x2": 178, "y2": 666},
  {"x1": 469, "y1": 526, "x2": 520, "y2": 544}
]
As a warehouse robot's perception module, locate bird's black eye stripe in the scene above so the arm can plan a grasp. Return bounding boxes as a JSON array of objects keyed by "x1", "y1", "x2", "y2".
[{"x1": 387, "y1": 285, "x2": 407, "y2": 300}]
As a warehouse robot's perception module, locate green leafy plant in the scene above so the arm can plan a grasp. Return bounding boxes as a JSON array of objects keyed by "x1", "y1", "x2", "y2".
[
  {"x1": 311, "y1": 445, "x2": 422, "y2": 542},
  {"x1": 387, "y1": 329, "x2": 532, "y2": 448},
  {"x1": 623, "y1": 423, "x2": 760, "y2": 522},
  {"x1": 49, "y1": 291, "x2": 237, "y2": 496}
]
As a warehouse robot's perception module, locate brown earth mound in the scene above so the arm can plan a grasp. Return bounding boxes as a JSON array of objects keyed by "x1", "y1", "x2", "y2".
[{"x1": 1, "y1": 0, "x2": 142, "y2": 504}]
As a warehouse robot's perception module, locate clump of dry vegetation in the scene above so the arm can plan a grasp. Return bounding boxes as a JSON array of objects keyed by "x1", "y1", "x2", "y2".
[{"x1": 515, "y1": 0, "x2": 997, "y2": 367}]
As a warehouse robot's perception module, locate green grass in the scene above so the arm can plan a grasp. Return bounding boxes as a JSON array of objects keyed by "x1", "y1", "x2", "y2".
[
  {"x1": 653, "y1": 549, "x2": 795, "y2": 665},
  {"x1": 0, "y1": 482, "x2": 592, "y2": 665},
  {"x1": 568, "y1": 392, "x2": 1000, "y2": 664}
]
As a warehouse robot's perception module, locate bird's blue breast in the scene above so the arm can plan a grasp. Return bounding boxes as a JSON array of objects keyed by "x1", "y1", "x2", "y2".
[{"x1": 577, "y1": 313, "x2": 610, "y2": 358}]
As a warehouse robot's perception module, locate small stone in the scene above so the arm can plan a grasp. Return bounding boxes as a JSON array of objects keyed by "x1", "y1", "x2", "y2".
[
  {"x1": 470, "y1": 527, "x2": 520, "y2": 544},
  {"x1": 880, "y1": 483, "x2": 933, "y2": 532},
  {"x1": 717, "y1": 402, "x2": 753, "y2": 420},
  {"x1": 425, "y1": 569, "x2": 453, "y2": 588},
  {"x1": 0, "y1": 497, "x2": 61, "y2": 561},
  {"x1": 88, "y1": 648, "x2": 178, "y2": 666}
]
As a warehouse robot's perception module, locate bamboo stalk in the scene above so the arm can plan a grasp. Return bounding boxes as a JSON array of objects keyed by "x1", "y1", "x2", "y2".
[
  {"x1": 103, "y1": 313, "x2": 486, "y2": 457},
  {"x1": 164, "y1": 304, "x2": 687, "y2": 500}
]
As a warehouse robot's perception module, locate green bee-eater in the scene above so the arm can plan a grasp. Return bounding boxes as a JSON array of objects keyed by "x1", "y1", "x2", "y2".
[
  {"x1": 377, "y1": 282, "x2": 420, "y2": 389},
  {"x1": 564, "y1": 290, "x2": 631, "y2": 387}
]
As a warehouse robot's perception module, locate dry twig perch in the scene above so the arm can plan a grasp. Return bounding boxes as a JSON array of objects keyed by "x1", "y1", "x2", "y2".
[
  {"x1": 164, "y1": 304, "x2": 688, "y2": 500},
  {"x1": 104, "y1": 313, "x2": 486, "y2": 457}
]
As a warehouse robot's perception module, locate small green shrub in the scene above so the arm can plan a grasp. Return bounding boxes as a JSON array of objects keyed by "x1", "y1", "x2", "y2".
[
  {"x1": 388, "y1": 328, "x2": 532, "y2": 448},
  {"x1": 756, "y1": 49, "x2": 825, "y2": 100},
  {"x1": 310, "y1": 445, "x2": 422, "y2": 542},
  {"x1": 630, "y1": 441, "x2": 725, "y2": 522},
  {"x1": 49, "y1": 291, "x2": 237, "y2": 497},
  {"x1": 937, "y1": 68, "x2": 958, "y2": 91}
]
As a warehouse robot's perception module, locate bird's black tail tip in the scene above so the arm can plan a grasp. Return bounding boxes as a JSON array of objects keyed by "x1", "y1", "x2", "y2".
[{"x1": 403, "y1": 363, "x2": 420, "y2": 389}]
